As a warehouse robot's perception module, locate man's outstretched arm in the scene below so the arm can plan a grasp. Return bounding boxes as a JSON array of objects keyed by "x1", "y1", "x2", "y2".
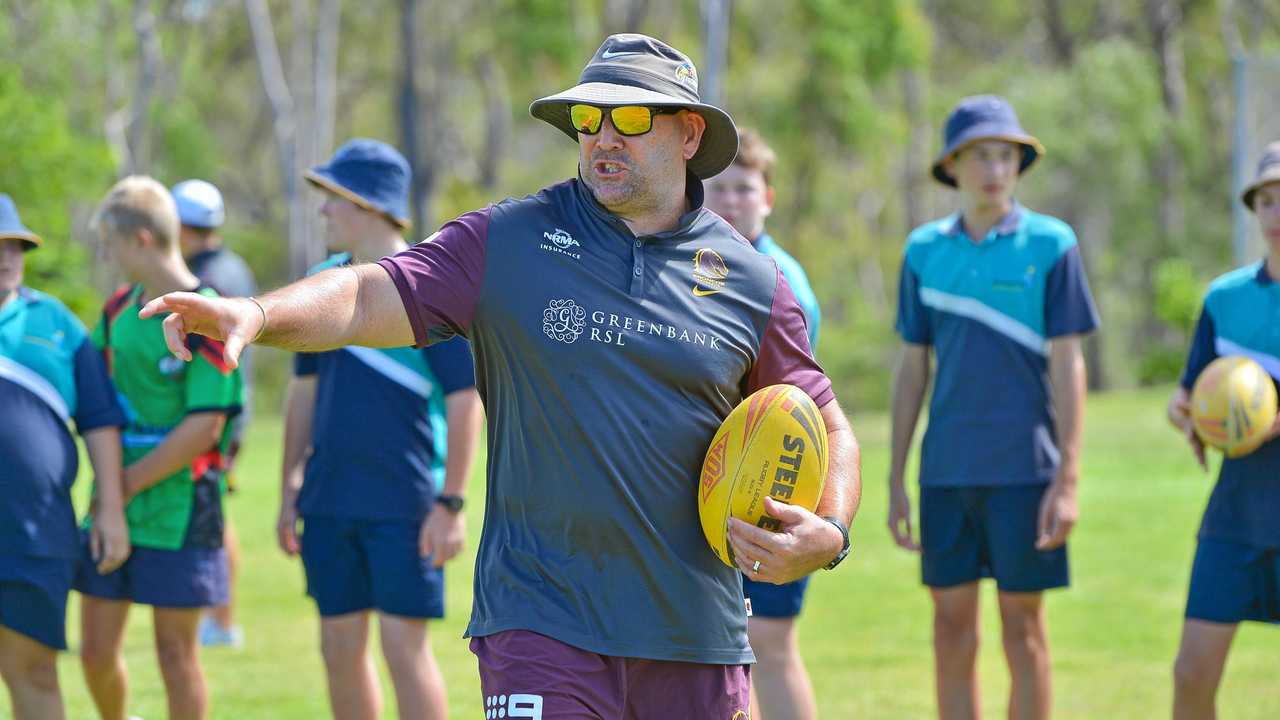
[{"x1": 140, "y1": 263, "x2": 414, "y2": 366}]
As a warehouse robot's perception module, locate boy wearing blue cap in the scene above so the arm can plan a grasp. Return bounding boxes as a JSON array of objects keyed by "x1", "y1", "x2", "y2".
[
  {"x1": 76, "y1": 176, "x2": 242, "y2": 720},
  {"x1": 0, "y1": 194, "x2": 128, "y2": 720},
  {"x1": 278, "y1": 138, "x2": 482, "y2": 720},
  {"x1": 889, "y1": 96, "x2": 1099, "y2": 719},
  {"x1": 172, "y1": 178, "x2": 257, "y2": 650},
  {"x1": 1165, "y1": 143, "x2": 1280, "y2": 720}
]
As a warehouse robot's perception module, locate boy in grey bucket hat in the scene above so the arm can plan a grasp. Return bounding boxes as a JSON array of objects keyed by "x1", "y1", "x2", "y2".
[{"x1": 142, "y1": 33, "x2": 861, "y2": 718}]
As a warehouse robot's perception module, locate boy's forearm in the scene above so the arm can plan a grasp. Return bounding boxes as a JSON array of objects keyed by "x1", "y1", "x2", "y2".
[
  {"x1": 84, "y1": 426, "x2": 125, "y2": 512},
  {"x1": 1050, "y1": 337, "x2": 1087, "y2": 484},
  {"x1": 441, "y1": 389, "x2": 484, "y2": 496},
  {"x1": 889, "y1": 346, "x2": 930, "y2": 485},
  {"x1": 280, "y1": 377, "x2": 316, "y2": 502},
  {"x1": 125, "y1": 413, "x2": 227, "y2": 497}
]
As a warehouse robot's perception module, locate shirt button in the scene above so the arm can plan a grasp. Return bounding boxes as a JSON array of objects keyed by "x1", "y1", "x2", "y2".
[
  {"x1": 634, "y1": 267, "x2": 642, "y2": 277},
  {"x1": 634, "y1": 240, "x2": 642, "y2": 248}
]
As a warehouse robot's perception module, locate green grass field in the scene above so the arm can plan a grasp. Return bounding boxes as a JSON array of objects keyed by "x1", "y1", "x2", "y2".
[{"x1": 49, "y1": 386, "x2": 1277, "y2": 719}]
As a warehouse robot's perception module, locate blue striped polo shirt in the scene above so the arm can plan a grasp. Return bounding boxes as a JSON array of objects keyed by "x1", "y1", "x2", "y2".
[
  {"x1": 895, "y1": 204, "x2": 1100, "y2": 487},
  {"x1": 1180, "y1": 261, "x2": 1280, "y2": 548},
  {"x1": 294, "y1": 253, "x2": 476, "y2": 522},
  {"x1": 1, "y1": 287, "x2": 124, "y2": 558}
]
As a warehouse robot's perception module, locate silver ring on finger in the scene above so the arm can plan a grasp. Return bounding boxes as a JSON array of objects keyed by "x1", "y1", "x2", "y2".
[{"x1": 751, "y1": 559, "x2": 761, "y2": 574}]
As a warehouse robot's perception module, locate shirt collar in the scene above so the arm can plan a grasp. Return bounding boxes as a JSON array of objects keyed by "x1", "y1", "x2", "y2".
[
  {"x1": 0, "y1": 287, "x2": 37, "y2": 325},
  {"x1": 187, "y1": 248, "x2": 223, "y2": 266},
  {"x1": 1258, "y1": 260, "x2": 1276, "y2": 286},
  {"x1": 574, "y1": 168, "x2": 706, "y2": 238},
  {"x1": 943, "y1": 202, "x2": 1024, "y2": 242},
  {"x1": 752, "y1": 231, "x2": 773, "y2": 251}
]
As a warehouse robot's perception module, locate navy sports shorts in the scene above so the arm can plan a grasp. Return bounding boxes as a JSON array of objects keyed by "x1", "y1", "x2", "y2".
[
  {"x1": 300, "y1": 516, "x2": 444, "y2": 619},
  {"x1": 472, "y1": 630, "x2": 751, "y2": 720},
  {"x1": 73, "y1": 532, "x2": 228, "y2": 608},
  {"x1": 742, "y1": 575, "x2": 810, "y2": 618},
  {"x1": 1185, "y1": 537, "x2": 1280, "y2": 625},
  {"x1": 920, "y1": 484, "x2": 1069, "y2": 593},
  {"x1": 0, "y1": 554, "x2": 75, "y2": 650}
]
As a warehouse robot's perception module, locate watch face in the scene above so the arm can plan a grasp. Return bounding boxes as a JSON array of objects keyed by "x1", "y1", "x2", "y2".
[{"x1": 437, "y1": 495, "x2": 464, "y2": 512}]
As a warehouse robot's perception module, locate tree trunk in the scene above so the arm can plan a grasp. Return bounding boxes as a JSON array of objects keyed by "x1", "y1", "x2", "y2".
[
  {"x1": 398, "y1": 0, "x2": 432, "y2": 233},
  {"x1": 1144, "y1": 0, "x2": 1188, "y2": 353},
  {"x1": 476, "y1": 55, "x2": 509, "y2": 190},
  {"x1": 244, "y1": 0, "x2": 305, "y2": 277},
  {"x1": 1148, "y1": 0, "x2": 1187, "y2": 241},
  {"x1": 126, "y1": 0, "x2": 162, "y2": 175},
  {"x1": 899, "y1": 68, "x2": 929, "y2": 232},
  {"x1": 1042, "y1": 0, "x2": 1075, "y2": 65},
  {"x1": 605, "y1": 0, "x2": 651, "y2": 32},
  {"x1": 311, "y1": 0, "x2": 340, "y2": 261},
  {"x1": 699, "y1": 0, "x2": 731, "y2": 108}
]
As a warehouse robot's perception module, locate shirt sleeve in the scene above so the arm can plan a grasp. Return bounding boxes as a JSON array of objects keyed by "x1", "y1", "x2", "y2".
[
  {"x1": 184, "y1": 335, "x2": 243, "y2": 414},
  {"x1": 1044, "y1": 245, "x2": 1101, "y2": 338},
  {"x1": 746, "y1": 268, "x2": 835, "y2": 407},
  {"x1": 1179, "y1": 305, "x2": 1217, "y2": 390},
  {"x1": 377, "y1": 208, "x2": 491, "y2": 347},
  {"x1": 423, "y1": 336, "x2": 476, "y2": 395},
  {"x1": 71, "y1": 336, "x2": 125, "y2": 434},
  {"x1": 894, "y1": 258, "x2": 932, "y2": 345},
  {"x1": 294, "y1": 352, "x2": 319, "y2": 377}
]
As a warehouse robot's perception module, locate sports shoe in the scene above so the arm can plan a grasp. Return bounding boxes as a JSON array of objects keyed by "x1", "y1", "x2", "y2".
[{"x1": 198, "y1": 615, "x2": 244, "y2": 649}]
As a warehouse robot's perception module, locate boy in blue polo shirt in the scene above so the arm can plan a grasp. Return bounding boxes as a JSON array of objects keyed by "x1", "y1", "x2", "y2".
[
  {"x1": 277, "y1": 139, "x2": 482, "y2": 720},
  {"x1": 890, "y1": 96, "x2": 1099, "y2": 719},
  {"x1": 707, "y1": 127, "x2": 822, "y2": 720},
  {"x1": 1165, "y1": 143, "x2": 1280, "y2": 720},
  {"x1": 0, "y1": 194, "x2": 128, "y2": 720}
]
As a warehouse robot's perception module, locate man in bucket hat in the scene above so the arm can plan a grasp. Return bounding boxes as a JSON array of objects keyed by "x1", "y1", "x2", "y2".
[
  {"x1": 1165, "y1": 142, "x2": 1280, "y2": 720},
  {"x1": 0, "y1": 194, "x2": 128, "y2": 720},
  {"x1": 889, "y1": 95, "x2": 1099, "y2": 719},
  {"x1": 278, "y1": 139, "x2": 482, "y2": 719},
  {"x1": 142, "y1": 34, "x2": 861, "y2": 717},
  {"x1": 171, "y1": 178, "x2": 258, "y2": 651}
]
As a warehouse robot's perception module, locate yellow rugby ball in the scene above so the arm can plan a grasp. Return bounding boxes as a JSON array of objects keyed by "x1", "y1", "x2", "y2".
[
  {"x1": 1191, "y1": 356, "x2": 1278, "y2": 458},
  {"x1": 698, "y1": 384, "x2": 829, "y2": 568}
]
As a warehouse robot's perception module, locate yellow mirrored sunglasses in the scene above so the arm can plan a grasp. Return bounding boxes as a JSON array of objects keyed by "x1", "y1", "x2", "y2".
[{"x1": 569, "y1": 104, "x2": 683, "y2": 137}]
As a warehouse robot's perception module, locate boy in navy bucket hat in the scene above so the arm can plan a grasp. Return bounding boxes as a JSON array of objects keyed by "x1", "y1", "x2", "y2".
[
  {"x1": 890, "y1": 95, "x2": 1099, "y2": 719},
  {"x1": 282, "y1": 137, "x2": 482, "y2": 719},
  {"x1": 304, "y1": 138, "x2": 413, "y2": 230},
  {"x1": 0, "y1": 194, "x2": 128, "y2": 719},
  {"x1": 143, "y1": 34, "x2": 861, "y2": 719},
  {"x1": 1165, "y1": 142, "x2": 1280, "y2": 719}
]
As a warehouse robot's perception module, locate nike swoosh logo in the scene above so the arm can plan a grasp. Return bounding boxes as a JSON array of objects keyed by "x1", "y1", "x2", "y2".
[
  {"x1": 601, "y1": 50, "x2": 636, "y2": 59},
  {"x1": 691, "y1": 286, "x2": 723, "y2": 297}
]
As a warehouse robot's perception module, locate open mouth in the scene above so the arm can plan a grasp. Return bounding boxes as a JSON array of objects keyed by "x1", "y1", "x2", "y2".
[{"x1": 594, "y1": 160, "x2": 628, "y2": 178}]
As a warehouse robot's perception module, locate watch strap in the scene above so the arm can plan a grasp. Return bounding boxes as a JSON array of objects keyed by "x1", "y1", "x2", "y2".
[{"x1": 821, "y1": 516, "x2": 850, "y2": 570}]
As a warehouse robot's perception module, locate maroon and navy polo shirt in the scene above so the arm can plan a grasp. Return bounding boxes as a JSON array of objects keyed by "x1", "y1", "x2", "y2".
[{"x1": 377, "y1": 172, "x2": 833, "y2": 664}]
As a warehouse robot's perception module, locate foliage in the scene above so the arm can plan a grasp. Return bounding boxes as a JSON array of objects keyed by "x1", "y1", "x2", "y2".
[
  {"x1": 0, "y1": 61, "x2": 115, "y2": 320},
  {"x1": 2, "y1": 0, "x2": 1278, "y2": 407}
]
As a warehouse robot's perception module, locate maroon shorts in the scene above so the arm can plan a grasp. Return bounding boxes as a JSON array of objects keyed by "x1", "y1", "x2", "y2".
[{"x1": 471, "y1": 630, "x2": 751, "y2": 720}]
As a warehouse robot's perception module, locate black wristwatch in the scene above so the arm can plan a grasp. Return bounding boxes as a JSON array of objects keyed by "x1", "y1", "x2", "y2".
[
  {"x1": 821, "y1": 516, "x2": 850, "y2": 570},
  {"x1": 435, "y1": 494, "x2": 465, "y2": 513}
]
